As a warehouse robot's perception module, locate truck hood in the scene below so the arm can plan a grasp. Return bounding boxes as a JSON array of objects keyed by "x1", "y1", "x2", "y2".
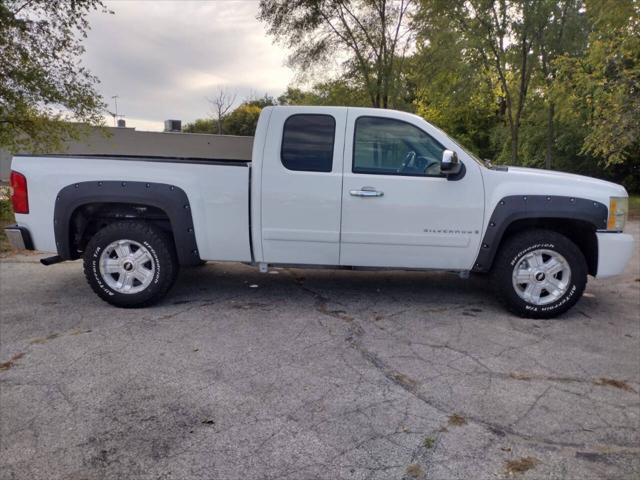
[
  {"x1": 506, "y1": 166, "x2": 626, "y2": 194},
  {"x1": 481, "y1": 165, "x2": 627, "y2": 210}
]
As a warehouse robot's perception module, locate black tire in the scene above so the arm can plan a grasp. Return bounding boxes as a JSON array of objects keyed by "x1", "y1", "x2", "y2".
[
  {"x1": 83, "y1": 221, "x2": 179, "y2": 308},
  {"x1": 490, "y1": 229, "x2": 587, "y2": 319}
]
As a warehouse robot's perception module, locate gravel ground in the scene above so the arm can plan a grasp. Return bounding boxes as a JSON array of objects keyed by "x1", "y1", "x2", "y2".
[{"x1": 1, "y1": 222, "x2": 638, "y2": 480}]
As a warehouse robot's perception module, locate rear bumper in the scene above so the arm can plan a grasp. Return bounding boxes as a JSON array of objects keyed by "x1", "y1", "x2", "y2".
[
  {"x1": 595, "y1": 232, "x2": 634, "y2": 278},
  {"x1": 3, "y1": 225, "x2": 34, "y2": 250}
]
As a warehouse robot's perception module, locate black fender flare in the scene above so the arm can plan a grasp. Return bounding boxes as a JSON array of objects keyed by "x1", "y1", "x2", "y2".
[
  {"x1": 472, "y1": 195, "x2": 608, "y2": 272},
  {"x1": 54, "y1": 181, "x2": 202, "y2": 266}
]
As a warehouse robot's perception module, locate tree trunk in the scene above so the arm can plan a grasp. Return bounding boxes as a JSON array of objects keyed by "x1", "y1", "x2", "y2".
[
  {"x1": 372, "y1": 89, "x2": 381, "y2": 108},
  {"x1": 545, "y1": 102, "x2": 555, "y2": 170},
  {"x1": 510, "y1": 125, "x2": 519, "y2": 165}
]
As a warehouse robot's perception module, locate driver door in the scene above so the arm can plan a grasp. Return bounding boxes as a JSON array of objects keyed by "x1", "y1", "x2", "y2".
[{"x1": 339, "y1": 112, "x2": 485, "y2": 270}]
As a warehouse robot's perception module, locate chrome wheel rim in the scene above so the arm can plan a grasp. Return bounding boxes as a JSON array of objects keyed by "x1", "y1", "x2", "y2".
[
  {"x1": 99, "y1": 239, "x2": 155, "y2": 294},
  {"x1": 512, "y1": 249, "x2": 571, "y2": 306}
]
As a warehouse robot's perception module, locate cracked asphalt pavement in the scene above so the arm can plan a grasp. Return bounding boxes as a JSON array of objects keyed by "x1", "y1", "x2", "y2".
[{"x1": 1, "y1": 222, "x2": 639, "y2": 480}]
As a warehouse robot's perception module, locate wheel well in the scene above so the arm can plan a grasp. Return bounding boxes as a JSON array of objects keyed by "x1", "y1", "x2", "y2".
[
  {"x1": 69, "y1": 202, "x2": 175, "y2": 258},
  {"x1": 498, "y1": 218, "x2": 598, "y2": 276}
]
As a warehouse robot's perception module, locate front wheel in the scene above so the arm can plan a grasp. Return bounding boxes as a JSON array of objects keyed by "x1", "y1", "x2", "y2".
[
  {"x1": 490, "y1": 229, "x2": 587, "y2": 319},
  {"x1": 83, "y1": 221, "x2": 179, "y2": 308}
]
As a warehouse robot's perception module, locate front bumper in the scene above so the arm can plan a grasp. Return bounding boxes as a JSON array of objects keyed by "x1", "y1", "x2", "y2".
[
  {"x1": 595, "y1": 232, "x2": 635, "y2": 278},
  {"x1": 3, "y1": 225, "x2": 34, "y2": 250}
]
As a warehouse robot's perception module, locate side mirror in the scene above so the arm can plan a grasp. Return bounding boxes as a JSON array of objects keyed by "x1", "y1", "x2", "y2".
[{"x1": 441, "y1": 149, "x2": 461, "y2": 175}]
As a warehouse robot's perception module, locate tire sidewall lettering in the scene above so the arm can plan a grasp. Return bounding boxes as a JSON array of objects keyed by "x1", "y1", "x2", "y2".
[
  {"x1": 510, "y1": 243, "x2": 555, "y2": 267},
  {"x1": 91, "y1": 254, "x2": 114, "y2": 297},
  {"x1": 143, "y1": 240, "x2": 162, "y2": 286}
]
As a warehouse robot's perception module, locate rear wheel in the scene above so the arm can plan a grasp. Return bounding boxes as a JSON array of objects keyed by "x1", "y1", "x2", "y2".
[
  {"x1": 490, "y1": 229, "x2": 587, "y2": 319},
  {"x1": 83, "y1": 221, "x2": 178, "y2": 308}
]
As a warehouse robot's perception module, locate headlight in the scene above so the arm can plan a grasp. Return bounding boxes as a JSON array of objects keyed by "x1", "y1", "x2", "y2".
[{"x1": 607, "y1": 196, "x2": 628, "y2": 231}]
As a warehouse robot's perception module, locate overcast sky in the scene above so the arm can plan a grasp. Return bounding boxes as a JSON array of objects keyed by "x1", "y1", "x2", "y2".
[{"x1": 83, "y1": 1, "x2": 293, "y2": 131}]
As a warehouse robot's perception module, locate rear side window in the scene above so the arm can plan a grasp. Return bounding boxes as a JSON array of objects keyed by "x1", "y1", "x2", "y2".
[{"x1": 281, "y1": 114, "x2": 336, "y2": 172}]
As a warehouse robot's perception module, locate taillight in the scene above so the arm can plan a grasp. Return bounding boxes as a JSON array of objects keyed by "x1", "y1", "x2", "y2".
[{"x1": 10, "y1": 171, "x2": 29, "y2": 214}]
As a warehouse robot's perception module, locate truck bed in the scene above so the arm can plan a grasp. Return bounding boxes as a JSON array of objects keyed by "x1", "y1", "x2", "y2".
[{"x1": 11, "y1": 154, "x2": 253, "y2": 262}]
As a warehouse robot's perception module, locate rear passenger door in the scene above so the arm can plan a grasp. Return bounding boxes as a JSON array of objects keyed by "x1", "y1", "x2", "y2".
[{"x1": 260, "y1": 107, "x2": 347, "y2": 265}]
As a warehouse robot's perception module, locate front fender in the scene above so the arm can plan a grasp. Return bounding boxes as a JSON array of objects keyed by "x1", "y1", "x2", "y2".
[{"x1": 472, "y1": 195, "x2": 608, "y2": 272}]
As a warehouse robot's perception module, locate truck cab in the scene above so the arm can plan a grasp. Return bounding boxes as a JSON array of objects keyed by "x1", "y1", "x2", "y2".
[{"x1": 254, "y1": 106, "x2": 484, "y2": 270}]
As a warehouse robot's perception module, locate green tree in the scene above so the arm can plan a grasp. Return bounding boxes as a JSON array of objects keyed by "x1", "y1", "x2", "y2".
[
  {"x1": 222, "y1": 95, "x2": 277, "y2": 136},
  {"x1": 477, "y1": 0, "x2": 588, "y2": 169},
  {"x1": 278, "y1": 79, "x2": 371, "y2": 106},
  {"x1": 554, "y1": 0, "x2": 639, "y2": 167},
  {"x1": 532, "y1": 0, "x2": 588, "y2": 169},
  {"x1": 183, "y1": 96, "x2": 276, "y2": 137},
  {"x1": 0, "y1": 0, "x2": 110, "y2": 152},
  {"x1": 182, "y1": 118, "x2": 217, "y2": 134},
  {"x1": 411, "y1": 23, "x2": 499, "y2": 160},
  {"x1": 222, "y1": 104, "x2": 263, "y2": 136},
  {"x1": 416, "y1": 0, "x2": 587, "y2": 164},
  {"x1": 259, "y1": 0, "x2": 417, "y2": 108},
  {"x1": 244, "y1": 94, "x2": 278, "y2": 109}
]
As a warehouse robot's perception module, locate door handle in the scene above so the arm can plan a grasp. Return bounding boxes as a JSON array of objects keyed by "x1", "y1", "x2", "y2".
[{"x1": 349, "y1": 187, "x2": 384, "y2": 197}]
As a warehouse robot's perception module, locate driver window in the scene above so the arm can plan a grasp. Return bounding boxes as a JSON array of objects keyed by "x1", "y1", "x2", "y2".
[{"x1": 353, "y1": 116, "x2": 445, "y2": 176}]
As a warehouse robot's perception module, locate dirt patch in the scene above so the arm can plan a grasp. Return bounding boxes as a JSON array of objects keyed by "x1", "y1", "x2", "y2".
[
  {"x1": 448, "y1": 413, "x2": 467, "y2": 427},
  {"x1": 70, "y1": 329, "x2": 92, "y2": 336},
  {"x1": 576, "y1": 451, "x2": 612, "y2": 464},
  {"x1": 391, "y1": 372, "x2": 418, "y2": 389},
  {"x1": 509, "y1": 372, "x2": 534, "y2": 381},
  {"x1": 593, "y1": 378, "x2": 636, "y2": 392},
  {"x1": 318, "y1": 306, "x2": 354, "y2": 322},
  {"x1": 0, "y1": 352, "x2": 25, "y2": 371},
  {"x1": 405, "y1": 463, "x2": 425, "y2": 478},
  {"x1": 504, "y1": 456, "x2": 539, "y2": 475},
  {"x1": 29, "y1": 329, "x2": 91, "y2": 345},
  {"x1": 231, "y1": 302, "x2": 272, "y2": 311},
  {"x1": 29, "y1": 333, "x2": 60, "y2": 345},
  {"x1": 507, "y1": 372, "x2": 579, "y2": 383},
  {"x1": 509, "y1": 372, "x2": 636, "y2": 392}
]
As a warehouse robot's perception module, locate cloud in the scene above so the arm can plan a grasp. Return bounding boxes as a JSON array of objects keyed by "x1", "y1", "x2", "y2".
[{"x1": 83, "y1": 1, "x2": 292, "y2": 131}]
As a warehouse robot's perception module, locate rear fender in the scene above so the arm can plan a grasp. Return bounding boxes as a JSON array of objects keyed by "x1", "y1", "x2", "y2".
[{"x1": 54, "y1": 181, "x2": 201, "y2": 266}]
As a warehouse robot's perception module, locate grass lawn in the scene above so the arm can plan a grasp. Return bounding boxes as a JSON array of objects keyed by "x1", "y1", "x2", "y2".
[
  {"x1": 629, "y1": 195, "x2": 640, "y2": 219},
  {"x1": 0, "y1": 194, "x2": 16, "y2": 255}
]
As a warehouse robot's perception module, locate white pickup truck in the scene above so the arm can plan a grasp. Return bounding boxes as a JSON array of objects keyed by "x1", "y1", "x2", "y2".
[{"x1": 5, "y1": 106, "x2": 634, "y2": 318}]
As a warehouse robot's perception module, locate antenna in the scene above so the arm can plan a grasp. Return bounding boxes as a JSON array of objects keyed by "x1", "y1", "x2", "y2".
[
  {"x1": 111, "y1": 95, "x2": 120, "y2": 126},
  {"x1": 107, "y1": 95, "x2": 125, "y2": 127}
]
